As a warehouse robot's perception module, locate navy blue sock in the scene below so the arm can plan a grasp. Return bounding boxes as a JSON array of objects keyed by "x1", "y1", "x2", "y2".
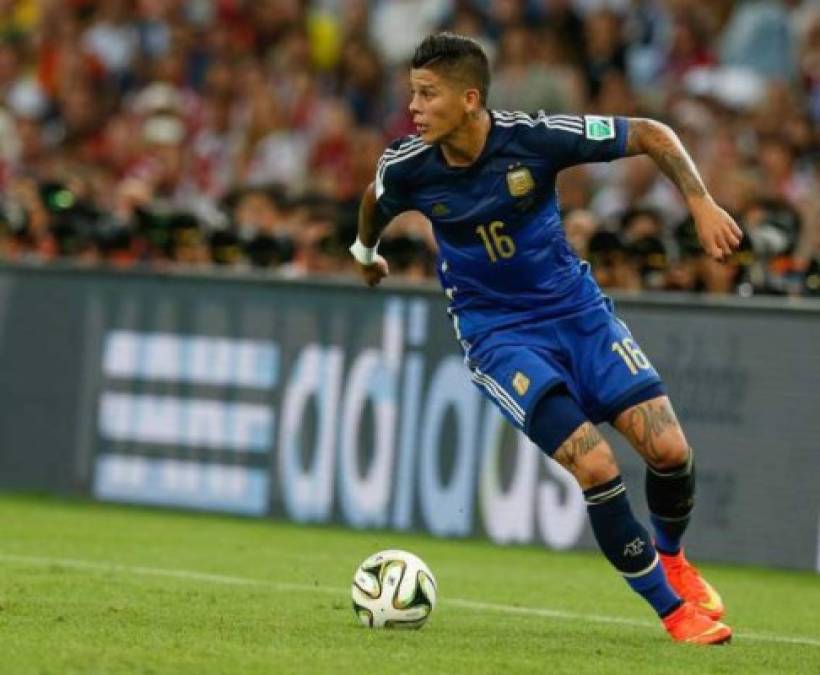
[
  {"x1": 646, "y1": 451, "x2": 695, "y2": 555},
  {"x1": 625, "y1": 560, "x2": 682, "y2": 618},
  {"x1": 585, "y1": 476, "x2": 682, "y2": 618},
  {"x1": 651, "y1": 514, "x2": 685, "y2": 555}
]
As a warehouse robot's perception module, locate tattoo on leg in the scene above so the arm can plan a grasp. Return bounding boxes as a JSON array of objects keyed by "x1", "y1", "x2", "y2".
[
  {"x1": 621, "y1": 400, "x2": 679, "y2": 464},
  {"x1": 561, "y1": 424, "x2": 605, "y2": 471}
]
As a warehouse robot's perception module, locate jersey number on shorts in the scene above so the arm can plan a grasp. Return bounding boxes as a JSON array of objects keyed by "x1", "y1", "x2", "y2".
[
  {"x1": 612, "y1": 337, "x2": 651, "y2": 375},
  {"x1": 476, "y1": 221, "x2": 516, "y2": 262}
]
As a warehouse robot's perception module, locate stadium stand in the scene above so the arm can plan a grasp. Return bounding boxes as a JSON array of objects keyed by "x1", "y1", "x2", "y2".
[{"x1": 0, "y1": 0, "x2": 817, "y2": 295}]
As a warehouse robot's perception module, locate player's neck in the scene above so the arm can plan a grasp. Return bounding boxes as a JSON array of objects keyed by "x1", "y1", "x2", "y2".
[{"x1": 439, "y1": 110, "x2": 491, "y2": 168}]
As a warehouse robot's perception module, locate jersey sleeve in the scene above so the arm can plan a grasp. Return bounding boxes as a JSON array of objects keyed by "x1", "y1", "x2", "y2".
[
  {"x1": 373, "y1": 139, "x2": 412, "y2": 227},
  {"x1": 531, "y1": 113, "x2": 628, "y2": 170}
]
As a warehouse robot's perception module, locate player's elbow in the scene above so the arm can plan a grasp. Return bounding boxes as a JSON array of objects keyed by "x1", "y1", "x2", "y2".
[{"x1": 625, "y1": 118, "x2": 676, "y2": 157}]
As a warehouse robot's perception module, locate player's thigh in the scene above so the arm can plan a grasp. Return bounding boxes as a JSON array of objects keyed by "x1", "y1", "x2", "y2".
[
  {"x1": 552, "y1": 421, "x2": 620, "y2": 490},
  {"x1": 613, "y1": 395, "x2": 690, "y2": 470},
  {"x1": 561, "y1": 304, "x2": 664, "y2": 423}
]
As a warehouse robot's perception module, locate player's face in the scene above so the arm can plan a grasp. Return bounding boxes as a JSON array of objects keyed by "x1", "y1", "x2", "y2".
[{"x1": 408, "y1": 68, "x2": 471, "y2": 144}]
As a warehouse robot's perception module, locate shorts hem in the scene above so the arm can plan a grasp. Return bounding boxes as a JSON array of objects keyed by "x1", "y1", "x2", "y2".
[{"x1": 595, "y1": 379, "x2": 667, "y2": 425}]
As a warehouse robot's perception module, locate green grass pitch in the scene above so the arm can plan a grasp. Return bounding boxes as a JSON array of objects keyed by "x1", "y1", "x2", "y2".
[{"x1": 0, "y1": 494, "x2": 818, "y2": 674}]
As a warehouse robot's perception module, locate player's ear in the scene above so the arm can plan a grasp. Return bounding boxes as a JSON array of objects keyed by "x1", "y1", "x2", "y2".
[{"x1": 463, "y1": 87, "x2": 482, "y2": 115}]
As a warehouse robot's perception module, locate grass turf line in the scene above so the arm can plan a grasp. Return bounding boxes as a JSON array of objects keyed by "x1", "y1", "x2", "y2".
[{"x1": 0, "y1": 494, "x2": 817, "y2": 674}]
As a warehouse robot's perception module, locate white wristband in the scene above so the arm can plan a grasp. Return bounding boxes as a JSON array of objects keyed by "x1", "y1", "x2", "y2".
[{"x1": 349, "y1": 237, "x2": 380, "y2": 265}]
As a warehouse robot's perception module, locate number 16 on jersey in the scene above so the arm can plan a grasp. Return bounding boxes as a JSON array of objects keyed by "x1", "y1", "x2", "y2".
[
  {"x1": 612, "y1": 337, "x2": 652, "y2": 375},
  {"x1": 476, "y1": 221, "x2": 516, "y2": 262}
]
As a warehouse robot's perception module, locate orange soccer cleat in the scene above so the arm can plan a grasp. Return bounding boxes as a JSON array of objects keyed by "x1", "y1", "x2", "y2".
[
  {"x1": 659, "y1": 548, "x2": 725, "y2": 620},
  {"x1": 662, "y1": 602, "x2": 732, "y2": 645}
]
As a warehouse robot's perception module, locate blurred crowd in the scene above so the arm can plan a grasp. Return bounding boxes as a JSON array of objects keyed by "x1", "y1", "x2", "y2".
[{"x1": 0, "y1": 0, "x2": 818, "y2": 296}]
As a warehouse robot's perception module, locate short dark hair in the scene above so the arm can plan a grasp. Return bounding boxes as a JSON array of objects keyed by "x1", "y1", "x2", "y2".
[{"x1": 411, "y1": 33, "x2": 490, "y2": 106}]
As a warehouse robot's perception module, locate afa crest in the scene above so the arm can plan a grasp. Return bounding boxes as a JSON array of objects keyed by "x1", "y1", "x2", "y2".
[
  {"x1": 512, "y1": 371, "x2": 530, "y2": 396},
  {"x1": 506, "y1": 167, "x2": 534, "y2": 197}
]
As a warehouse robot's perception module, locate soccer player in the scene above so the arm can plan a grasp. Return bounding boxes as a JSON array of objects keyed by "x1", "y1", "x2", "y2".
[{"x1": 351, "y1": 33, "x2": 742, "y2": 645}]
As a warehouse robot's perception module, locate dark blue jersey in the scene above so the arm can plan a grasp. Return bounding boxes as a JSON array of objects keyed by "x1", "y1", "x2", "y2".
[{"x1": 374, "y1": 110, "x2": 628, "y2": 347}]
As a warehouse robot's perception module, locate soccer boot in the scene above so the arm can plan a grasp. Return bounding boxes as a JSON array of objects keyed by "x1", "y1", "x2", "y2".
[
  {"x1": 659, "y1": 548, "x2": 725, "y2": 620},
  {"x1": 662, "y1": 602, "x2": 732, "y2": 645}
]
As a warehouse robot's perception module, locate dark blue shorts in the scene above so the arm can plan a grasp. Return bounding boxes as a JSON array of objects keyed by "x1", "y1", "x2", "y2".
[{"x1": 465, "y1": 300, "x2": 664, "y2": 434}]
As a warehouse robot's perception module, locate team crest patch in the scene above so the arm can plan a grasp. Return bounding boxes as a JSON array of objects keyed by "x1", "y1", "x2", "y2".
[
  {"x1": 512, "y1": 371, "x2": 530, "y2": 396},
  {"x1": 584, "y1": 115, "x2": 615, "y2": 141},
  {"x1": 506, "y1": 167, "x2": 534, "y2": 197}
]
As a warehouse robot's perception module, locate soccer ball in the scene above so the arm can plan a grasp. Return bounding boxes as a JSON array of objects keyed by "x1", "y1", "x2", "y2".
[{"x1": 351, "y1": 549, "x2": 437, "y2": 629}]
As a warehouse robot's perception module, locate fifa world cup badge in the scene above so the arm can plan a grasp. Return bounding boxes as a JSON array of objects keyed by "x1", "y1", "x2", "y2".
[
  {"x1": 506, "y1": 167, "x2": 535, "y2": 197},
  {"x1": 512, "y1": 371, "x2": 530, "y2": 396}
]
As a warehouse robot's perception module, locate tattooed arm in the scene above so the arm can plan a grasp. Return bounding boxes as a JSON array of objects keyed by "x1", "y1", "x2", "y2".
[{"x1": 625, "y1": 118, "x2": 743, "y2": 260}]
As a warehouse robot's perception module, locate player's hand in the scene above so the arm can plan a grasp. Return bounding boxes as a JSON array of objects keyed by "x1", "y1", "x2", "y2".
[
  {"x1": 355, "y1": 255, "x2": 389, "y2": 287},
  {"x1": 692, "y1": 197, "x2": 743, "y2": 261}
]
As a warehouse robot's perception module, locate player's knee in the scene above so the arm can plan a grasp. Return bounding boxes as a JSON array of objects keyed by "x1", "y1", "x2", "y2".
[
  {"x1": 573, "y1": 446, "x2": 620, "y2": 489},
  {"x1": 648, "y1": 440, "x2": 690, "y2": 472},
  {"x1": 529, "y1": 385, "x2": 620, "y2": 489},
  {"x1": 554, "y1": 424, "x2": 620, "y2": 490}
]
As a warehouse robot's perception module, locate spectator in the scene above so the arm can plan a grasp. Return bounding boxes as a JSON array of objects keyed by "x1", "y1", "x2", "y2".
[
  {"x1": 228, "y1": 185, "x2": 294, "y2": 268},
  {"x1": 720, "y1": 0, "x2": 796, "y2": 81},
  {"x1": 588, "y1": 230, "x2": 642, "y2": 291},
  {"x1": 803, "y1": 216, "x2": 820, "y2": 295},
  {"x1": 370, "y1": 0, "x2": 452, "y2": 67},
  {"x1": 308, "y1": 98, "x2": 357, "y2": 201},
  {"x1": 280, "y1": 197, "x2": 344, "y2": 278},
  {"x1": 621, "y1": 208, "x2": 668, "y2": 289},
  {"x1": 337, "y1": 38, "x2": 385, "y2": 126},
  {"x1": 583, "y1": 9, "x2": 627, "y2": 98},
  {"x1": 590, "y1": 155, "x2": 687, "y2": 231},
  {"x1": 234, "y1": 82, "x2": 308, "y2": 191},
  {"x1": 564, "y1": 208, "x2": 599, "y2": 260},
  {"x1": 489, "y1": 25, "x2": 576, "y2": 113},
  {"x1": 82, "y1": 0, "x2": 140, "y2": 83},
  {"x1": 664, "y1": 7, "x2": 716, "y2": 84}
]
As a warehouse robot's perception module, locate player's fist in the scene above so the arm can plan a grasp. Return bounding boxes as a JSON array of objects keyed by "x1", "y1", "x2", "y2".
[
  {"x1": 692, "y1": 197, "x2": 743, "y2": 261},
  {"x1": 355, "y1": 255, "x2": 389, "y2": 287}
]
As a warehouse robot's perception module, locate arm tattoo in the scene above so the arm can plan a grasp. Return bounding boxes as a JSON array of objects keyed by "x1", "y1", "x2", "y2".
[
  {"x1": 625, "y1": 118, "x2": 706, "y2": 200},
  {"x1": 620, "y1": 400, "x2": 679, "y2": 465}
]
